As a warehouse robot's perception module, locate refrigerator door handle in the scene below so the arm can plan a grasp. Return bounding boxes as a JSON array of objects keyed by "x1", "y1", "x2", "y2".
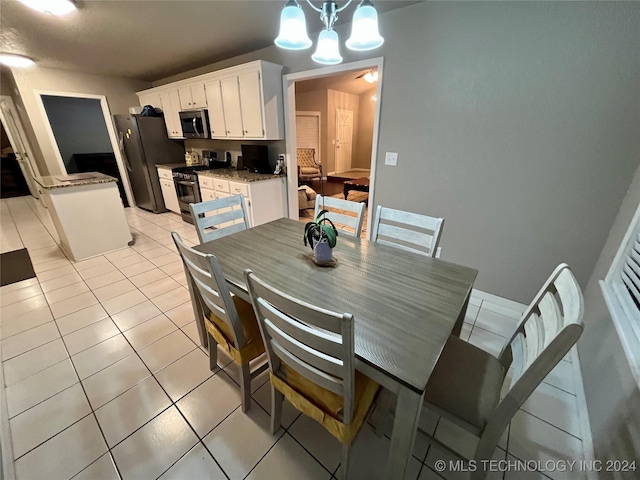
[{"x1": 119, "y1": 132, "x2": 133, "y2": 172}]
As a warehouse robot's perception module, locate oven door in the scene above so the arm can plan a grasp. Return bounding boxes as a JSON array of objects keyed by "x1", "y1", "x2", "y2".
[
  {"x1": 174, "y1": 178, "x2": 202, "y2": 224},
  {"x1": 179, "y1": 110, "x2": 210, "y2": 139}
]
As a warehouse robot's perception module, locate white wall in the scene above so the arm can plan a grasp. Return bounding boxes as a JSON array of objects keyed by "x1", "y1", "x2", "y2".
[
  {"x1": 11, "y1": 67, "x2": 149, "y2": 175},
  {"x1": 578, "y1": 163, "x2": 640, "y2": 473},
  {"x1": 152, "y1": 2, "x2": 640, "y2": 306}
]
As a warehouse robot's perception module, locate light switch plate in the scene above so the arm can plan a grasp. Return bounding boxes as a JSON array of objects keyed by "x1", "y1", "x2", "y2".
[{"x1": 385, "y1": 152, "x2": 398, "y2": 166}]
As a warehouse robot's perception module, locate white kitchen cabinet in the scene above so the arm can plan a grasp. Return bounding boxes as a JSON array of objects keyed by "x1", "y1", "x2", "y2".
[
  {"x1": 138, "y1": 92, "x2": 162, "y2": 109},
  {"x1": 178, "y1": 84, "x2": 207, "y2": 110},
  {"x1": 220, "y1": 77, "x2": 244, "y2": 138},
  {"x1": 238, "y1": 71, "x2": 264, "y2": 138},
  {"x1": 158, "y1": 90, "x2": 183, "y2": 138},
  {"x1": 137, "y1": 60, "x2": 284, "y2": 141},
  {"x1": 198, "y1": 174, "x2": 286, "y2": 228},
  {"x1": 157, "y1": 167, "x2": 180, "y2": 213},
  {"x1": 204, "y1": 80, "x2": 227, "y2": 138}
]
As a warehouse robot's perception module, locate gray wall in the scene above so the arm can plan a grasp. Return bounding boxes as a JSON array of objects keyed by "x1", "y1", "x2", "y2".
[
  {"x1": 578, "y1": 162, "x2": 640, "y2": 476},
  {"x1": 40, "y1": 96, "x2": 113, "y2": 171},
  {"x1": 354, "y1": 87, "x2": 377, "y2": 170},
  {"x1": 153, "y1": 2, "x2": 640, "y2": 306}
]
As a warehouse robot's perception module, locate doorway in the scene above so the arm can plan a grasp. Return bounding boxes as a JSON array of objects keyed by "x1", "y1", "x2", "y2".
[
  {"x1": 285, "y1": 58, "x2": 383, "y2": 238},
  {"x1": 35, "y1": 92, "x2": 134, "y2": 207},
  {"x1": 0, "y1": 95, "x2": 40, "y2": 198}
]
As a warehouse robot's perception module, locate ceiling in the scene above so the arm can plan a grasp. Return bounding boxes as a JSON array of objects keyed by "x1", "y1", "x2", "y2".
[{"x1": 0, "y1": 1, "x2": 419, "y2": 82}]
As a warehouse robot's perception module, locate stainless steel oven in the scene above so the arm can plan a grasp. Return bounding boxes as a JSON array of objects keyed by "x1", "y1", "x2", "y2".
[{"x1": 173, "y1": 166, "x2": 208, "y2": 224}]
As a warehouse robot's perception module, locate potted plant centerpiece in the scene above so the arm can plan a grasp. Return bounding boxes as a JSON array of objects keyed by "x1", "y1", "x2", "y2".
[{"x1": 304, "y1": 210, "x2": 338, "y2": 265}]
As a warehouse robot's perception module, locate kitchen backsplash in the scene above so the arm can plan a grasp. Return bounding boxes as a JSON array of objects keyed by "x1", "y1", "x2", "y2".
[{"x1": 184, "y1": 139, "x2": 285, "y2": 170}]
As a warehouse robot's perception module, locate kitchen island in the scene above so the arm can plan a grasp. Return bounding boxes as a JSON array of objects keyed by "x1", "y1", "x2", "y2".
[{"x1": 35, "y1": 173, "x2": 132, "y2": 261}]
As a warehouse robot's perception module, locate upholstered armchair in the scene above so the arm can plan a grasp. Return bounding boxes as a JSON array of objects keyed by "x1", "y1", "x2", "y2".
[{"x1": 297, "y1": 148, "x2": 322, "y2": 185}]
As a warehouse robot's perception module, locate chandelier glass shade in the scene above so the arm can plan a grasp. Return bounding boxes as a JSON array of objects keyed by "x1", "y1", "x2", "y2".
[
  {"x1": 0, "y1": 53, "x2": 35, "y2": 68},
  {"x1": 274, "y1": 0, "x2": 384, "y2": 65}
]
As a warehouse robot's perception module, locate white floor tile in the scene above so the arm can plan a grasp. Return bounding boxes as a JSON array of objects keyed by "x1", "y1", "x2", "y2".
[
  {"x1": 474, "y1": 308, "x2": 517, "y2": 338},
  {"x1": 252, "y1": 380, "x2": 301, "y2": 431},
  {"x1": 289, "y1": 412, "x2": 341, "y2": 472},
  {"x1": 202, "y1": 400, "x2": 281, "y2": 480},
  {"x1": 49, "y1": 291, "x2": 99, "y2": 319},
  {"x1": 14, "y1": 415, "x2": 107, "y2": 480},
  {"x1": 1, "y1": 321, "x2": 60, "y2": 361},
  {"x1": 6, "y1": 358, "x2": 78, "y2": 418},
  {"x1": 73, "y1": 453, "x2": 120, "y2": 480},
  {"x1": 39, "y1": 272, "x2": 84, "y2": 294},
  {"x1": 101, "y1": 289, "x2": 147, "y2": 316},
  {"x1": 111, "y1": 406, "x2": 198, "y2": 480},
  {"x1": 111, "y1": 300, "x2": 163, "y2": 331},
  {"x1": 73, "y1": 256, "x2": 110, "y2": 272},
  {"x1": 247, "y1": 433, "x2": 330, "y2": 480},
  {"x1": 151, "y1": 287, "x2": 191, "y2": 312},
  {"x1": 0, "y1": 294, "x2": 47, "y2": 322},
  {"x1": 55, "y1": 303, "x2": 109, "y2": 336},
  {"x1": 128, "y1": 267, "x2": 168, "y2": 287},
  {"x1": 164, "y1": 301, "x2": 195, "y2": 327},
  {"x1": 158, "y1": 442, "x2": 227, "y2": 480},
  {"x1": 84, "y1": 270, "x2": 127, "y2": 290},
  {"x1": 155, "y1": 349, "x2": 214, "y2": 401},
  {"x1": 82, "y1": 354, "x2": 150, "y2": 409},
  {"x1": 77, "y1": 263, "x2": 118, "y2": 281},
  {"x1": 10, "y1": 383, "x2": 91, "y2": 458},
  {"x1": 542, "y1": 359, "x2": 576, "y2": 395},
  {"x1": 139, "y1": 276, "x2": 182, "y2": 299},
  {"x1": 2, "y1": 338, "x2": 68, "y2": 386},
  {"x1": 72, "y1": 334, "x2": 135, "y2": 380},
  {"x1": 138, "y1": 329, "x2": 196, "y2": 373},
  {"x1": 110, "y1": 252, "x2": 146, "y2": 269},
  {"x1": 468, "y1": 325, "x2": 506, "y2": 357},
  {"x1": 95, "y1": 376, "x2": 171, "y2": 447},
  {"x1": 36, "y1": 264, "x2": 76, "y2": 283},
  {"x1": 1, "y1": 283, "x2": 42, "y2": 306},
  {"x1": 43, "y1": 281, "x2": 90, "y2": 305},
  {"x1": 1, "y1": 305, "x2": 53, "y2": 338},
  {"x1": 177, "y1": 372, "x2": 242, "y2": 437},
  {"x1": 181, "y1": 321, "x2": 203, "y2": 346},
  {"x1": 123, "y1": 314, "x2": 177, "y2": 350},
  {"x1": 521, "y1": 382, "x2": 581, "y2": 439},
  {"x1": 508, "y1": 410, "x2": 584, "y2": 480},
  {"x1": 63, "y1": 318, "x2": 120, "y2": 356},
  {"x1": 92, "y1": 278, "x2": 136, "y2": 302},
  {"x1": 0, "y1": 277, "x2": 38, "y2": 294}
]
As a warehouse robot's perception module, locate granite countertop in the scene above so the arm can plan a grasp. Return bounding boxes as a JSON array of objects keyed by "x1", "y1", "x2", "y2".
[
  {"x1": 157, "y1": 163, "x2": 187, "y2": 170},
  {"x1": 35, "y1": 173, "x2": 117, "y2": 190},
  {"x1": 198, "y1": 169, "x2": 285, "y2": 183}
]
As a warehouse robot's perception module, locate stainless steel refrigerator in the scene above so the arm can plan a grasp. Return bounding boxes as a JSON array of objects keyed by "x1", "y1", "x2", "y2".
[{"x1": 114, "y1": 114, "x2": 185, "y2": 213}]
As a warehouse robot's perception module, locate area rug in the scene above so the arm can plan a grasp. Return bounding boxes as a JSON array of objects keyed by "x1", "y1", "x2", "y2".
[{"x1": 0, "y1": 248, "x2": 36, "y2": 287}]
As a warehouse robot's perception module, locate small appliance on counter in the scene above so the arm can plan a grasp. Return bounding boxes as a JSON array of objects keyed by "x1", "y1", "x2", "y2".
[{"x1": 202, "y1": 150, "x2": 231, "y2": 169}]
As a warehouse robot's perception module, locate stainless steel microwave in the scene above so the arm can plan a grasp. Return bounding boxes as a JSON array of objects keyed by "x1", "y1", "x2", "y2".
[{"x1": 178, "y1": 109, "x2": 210, "y2": 139}]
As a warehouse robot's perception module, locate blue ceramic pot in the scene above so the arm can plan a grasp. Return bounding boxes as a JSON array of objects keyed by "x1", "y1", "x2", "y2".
[{"x1": 312, "y1": 237, "x2": 333, "y2": 264}]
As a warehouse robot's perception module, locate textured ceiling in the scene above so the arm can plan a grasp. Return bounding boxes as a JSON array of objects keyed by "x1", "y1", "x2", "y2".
[{"x1": 0, "y1": 0, "x2": 419, "y2": 82}]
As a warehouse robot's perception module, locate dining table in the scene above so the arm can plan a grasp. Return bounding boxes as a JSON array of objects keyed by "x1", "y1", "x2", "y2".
[{"x1": 193, "y1": 217, "x2": 478, "y2": 479}]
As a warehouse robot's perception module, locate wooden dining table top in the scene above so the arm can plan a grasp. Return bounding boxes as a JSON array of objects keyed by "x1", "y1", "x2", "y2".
[{"x1": 194, "y1": 217, "x2": 478, "y2": 394}]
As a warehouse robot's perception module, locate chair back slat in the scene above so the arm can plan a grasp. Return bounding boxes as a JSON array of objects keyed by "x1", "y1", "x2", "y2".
[
  {"x1": 189, "y1": 195, "x2": 250, "y2": 244},
  {"x1": 245, "y1": 270, "x2": 356, "y2": 423},
  {"x1": 255, "y1": 296, "x2": 343, "y2": 359},
  {"x1": 371, "y1": 205, "x2": 444, "y2": 257},
  {"x1": 499, "y1": 263, "x2": 584, "y2": 395},
  {"x1": 313, "y1": 195, "x2": 366, "y2": 238},
  {"x1": 172, "y1": 231, "x2": 246, "y2": 346}
]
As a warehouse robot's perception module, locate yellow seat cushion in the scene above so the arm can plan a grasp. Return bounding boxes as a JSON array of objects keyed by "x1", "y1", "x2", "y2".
[
  {"x1": 205, "y1": 296, "x2": 265, "y2": 365},
  {"x1": 270, "y1": 363, "x2": 380, "y2": 444}
]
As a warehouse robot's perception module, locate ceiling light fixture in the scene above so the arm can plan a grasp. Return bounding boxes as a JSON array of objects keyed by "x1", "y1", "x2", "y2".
[
  {"x1": 363, "y1": 70, "x2": 378, "y2": 83},
  {"x1": 275, "y1": 0, "x2": 384, "y2": 66},
  {"x1": 0, "y1": 53, "x2": 35, "y2": 68},
  {"x1": 17, "y1": 0, "x2": 76, "y2": 16}
]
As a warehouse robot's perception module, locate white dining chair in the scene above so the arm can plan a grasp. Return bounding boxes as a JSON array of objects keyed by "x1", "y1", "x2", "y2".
[
  {"x1": 370, "y1": 205, "x2": 444, "y2": 257},
  {"x1": 189, "y1": 194, "x2": 250, "y2": 244},
  {"x1": 244, "y1": 269, "x2": 380, "y2": 479},
  {"x1": 313, "y1": 194, "x2": 366, "y2": 238},
  {"x1": 418, "y1": 263, "x2": 584, "y2": 479},
  {"x1": 172, "y1": 232, "x2": 267, "y2": 412}
]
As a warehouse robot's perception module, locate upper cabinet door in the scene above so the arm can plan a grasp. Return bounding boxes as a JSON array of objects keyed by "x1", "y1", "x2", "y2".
[
  {"x1": 205, "y1": 80, "x2": 227, "y2": 138},
  {"x1": 138, "y1": 92, "x2": 162, "y2": 108},
  {"x1": 178, "y1": 86, "x2": 193, "y2": 110},
  {"x1": 238, "y1": 71, "x2": 264, "y2": 138},
  {"x1": 191, "y1": 84, "x2": 207, "y2": 108},
  {"x1": 220, "y1": 77, "x2": 244, "y2": 138}
]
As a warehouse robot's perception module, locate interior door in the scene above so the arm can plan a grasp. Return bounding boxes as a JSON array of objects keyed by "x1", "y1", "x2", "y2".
[
  {"x1": 335, "y1": 109, "x2": 353, "y2": 174},
  {"x1": 0, "y1": 96, "x2": 40, "y2": 198}
]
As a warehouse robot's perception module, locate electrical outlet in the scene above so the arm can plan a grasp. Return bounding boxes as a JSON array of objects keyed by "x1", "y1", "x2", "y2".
[{"x1": 385, "y1": 152, "x2": 398, "y2": 166}]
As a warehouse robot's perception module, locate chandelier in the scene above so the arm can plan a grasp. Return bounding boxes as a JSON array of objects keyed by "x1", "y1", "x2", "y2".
[{"x1": 274, "y1": 0, "x2": 384, "y2": 65}]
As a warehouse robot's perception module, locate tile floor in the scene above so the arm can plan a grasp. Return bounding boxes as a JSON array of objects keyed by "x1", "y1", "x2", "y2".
[{"x1": 0, "y1": 196, "x2": 592, "y2": 480}]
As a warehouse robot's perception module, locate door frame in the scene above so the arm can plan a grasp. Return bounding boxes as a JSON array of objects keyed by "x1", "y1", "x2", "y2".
[
  {"x1": 33, "y1": 90, "x2": 135, "y2": 207},
  {"x1": 0, "y1": 95, "x2": 41, "y2": 198},
  {"x1": 283, "y1": 57, "x2": 384, "y2": 240}
]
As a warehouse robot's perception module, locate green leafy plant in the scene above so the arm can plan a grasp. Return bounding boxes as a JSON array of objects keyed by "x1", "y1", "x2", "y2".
[{"x1": 304, "y1": 210, "x2": 338, "y2": 249}]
